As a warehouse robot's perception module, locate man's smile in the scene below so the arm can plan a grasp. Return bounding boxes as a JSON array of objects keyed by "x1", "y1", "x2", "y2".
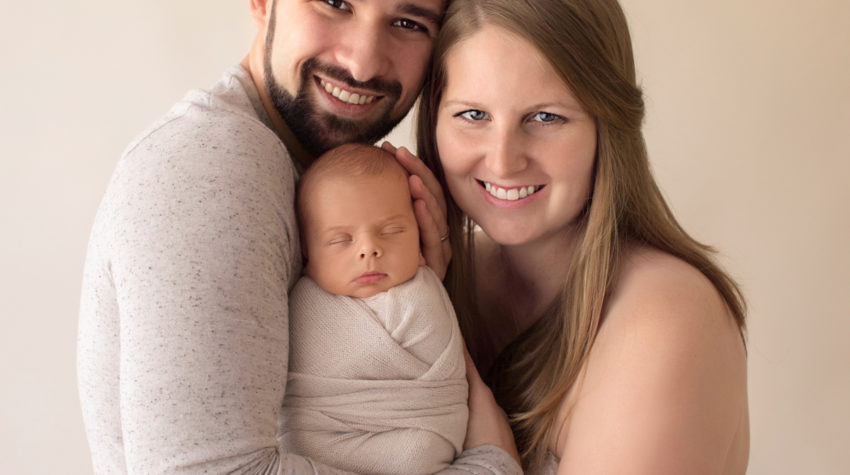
[{"x1": 318, "y1": 77, "x2": 378, "y2": 105}]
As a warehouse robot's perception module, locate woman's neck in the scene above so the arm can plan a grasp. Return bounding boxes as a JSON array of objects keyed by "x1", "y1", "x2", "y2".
[{"x1": 474, "y1": 225, "x2": 582, "y2": 356}]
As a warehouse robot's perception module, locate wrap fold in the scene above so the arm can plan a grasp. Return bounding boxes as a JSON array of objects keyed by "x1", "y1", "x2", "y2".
[{"x1": 282, "y1": 267, "x2": 468, "y2": 474}]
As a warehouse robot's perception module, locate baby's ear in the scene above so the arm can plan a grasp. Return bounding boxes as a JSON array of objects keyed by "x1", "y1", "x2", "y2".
[{"x1": 419, "y1": 253, "x2": 426, "y2": 267}]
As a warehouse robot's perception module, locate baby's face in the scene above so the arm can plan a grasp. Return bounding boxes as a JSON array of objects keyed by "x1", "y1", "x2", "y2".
[{"x1": 302, "y1": 169, "x2": 421, "y2": 298}]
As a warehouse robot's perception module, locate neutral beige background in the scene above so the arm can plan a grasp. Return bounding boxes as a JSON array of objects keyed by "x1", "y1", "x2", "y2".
[{"x1": 1, "y1": 1, "x2": 847, "y2": 473}]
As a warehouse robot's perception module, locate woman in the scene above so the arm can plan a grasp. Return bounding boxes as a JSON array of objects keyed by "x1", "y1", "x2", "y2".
[{"x1": 412, "y1": 0, "x2": 749, "y2": 472}]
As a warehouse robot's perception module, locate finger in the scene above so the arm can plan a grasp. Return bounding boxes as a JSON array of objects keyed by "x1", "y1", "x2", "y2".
[
  {"x1": 409, "y1": 174, "x2": 448, "y2": 238},
  {"x1": 414, "y1": 198, "x2": 451, "y2": 279},
  {"x1": 463, "y1": 345, "x2": 482, "y2": 382},
  {"x1": 393, "y1": 147, "x2": 447, "y2": 218},
  {"x1": 379, "y1": 141, "x2": 398, "y2": 154}
]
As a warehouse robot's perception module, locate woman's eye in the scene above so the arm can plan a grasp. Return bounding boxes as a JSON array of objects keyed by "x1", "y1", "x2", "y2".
[
  {"x1": 531, "y1": 112, "x2": 564, "y2": 123},
  {"x1": 457, "y1": 109, "x2": 489, "y2": 121}
]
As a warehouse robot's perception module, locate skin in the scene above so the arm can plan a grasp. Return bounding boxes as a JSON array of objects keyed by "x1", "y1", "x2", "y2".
[
  {"x1": 244, "y1": 0, "x2": 444, "y2": 157},
  {"x1": 437, "y1": 26, "x2": 749, "y2": 473},
  {"x1": 244, "y1": 0, "x2": 452, "y2": 280},
  {"x1": 436, "y1": 26, "x2": 597, "y2": 351},
  {"x1": 301, "y1": 166, "x2": 422, "y2": 298},
  {"x1": 240, "y1": 1, "x2": 519, "y2": 464}
]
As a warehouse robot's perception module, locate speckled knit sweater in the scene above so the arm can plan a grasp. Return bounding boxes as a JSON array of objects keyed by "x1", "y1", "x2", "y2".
[{"x1": 77, "y1": 65, "x2": 520, "y2": 475}]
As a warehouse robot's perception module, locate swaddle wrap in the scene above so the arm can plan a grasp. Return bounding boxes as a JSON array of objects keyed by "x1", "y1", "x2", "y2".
[{"x1": 282, "y1": 267, "x2": 468, "y2": 474}]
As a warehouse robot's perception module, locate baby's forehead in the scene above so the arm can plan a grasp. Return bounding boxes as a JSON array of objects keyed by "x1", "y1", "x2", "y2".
[
  {"x1": 307, "y1": 165, "x2": 407, "y2": 195},
  {"x1": 303, "y1": 168, "x2": 413, "y2": 222}
]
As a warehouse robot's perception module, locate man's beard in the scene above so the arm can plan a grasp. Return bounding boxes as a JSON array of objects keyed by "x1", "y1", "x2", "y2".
[{"x1": 263, "y1": 8, "x2": 406, "y2": 157}]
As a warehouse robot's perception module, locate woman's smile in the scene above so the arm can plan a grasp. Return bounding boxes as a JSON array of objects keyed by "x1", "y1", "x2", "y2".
[{"x1": 435, "y1": 25, "x2": 597, "y2": 247}]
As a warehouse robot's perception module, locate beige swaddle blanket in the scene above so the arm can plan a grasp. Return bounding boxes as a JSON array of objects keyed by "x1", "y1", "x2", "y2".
[{"x1": 282, "y1": 267, "x2": 468, "y2": 474}]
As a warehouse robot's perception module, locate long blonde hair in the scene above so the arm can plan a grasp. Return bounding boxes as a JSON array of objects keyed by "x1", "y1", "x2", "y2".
[{"x1": 416, "y1": 0, "x2": 747, "y2": 468}]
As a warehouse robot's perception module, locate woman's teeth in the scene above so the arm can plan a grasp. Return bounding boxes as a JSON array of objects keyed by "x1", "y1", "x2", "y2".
[
  {"x1": 320, "y1": 79, "x2": 376, "y2": 105},
  {"x1": 483, "y1": 182, "x2": 540, "y2": 201}
]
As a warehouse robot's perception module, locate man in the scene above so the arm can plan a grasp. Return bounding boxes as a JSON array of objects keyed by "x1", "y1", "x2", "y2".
[{"x1": 78, "y1": 0, "x2": 520, "y2": 473}]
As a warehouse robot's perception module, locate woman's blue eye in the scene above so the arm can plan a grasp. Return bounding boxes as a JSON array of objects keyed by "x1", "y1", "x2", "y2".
[
  {"x1": 531, "y1": 112, "x2": 563, "y2": 123},
  {"x1": 458, "y1": 110, "x2": 489, "y2": 121}
]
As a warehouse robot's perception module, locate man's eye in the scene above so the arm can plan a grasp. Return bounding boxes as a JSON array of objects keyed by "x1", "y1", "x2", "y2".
[
  {"x1": 322, "y1": 0, "x2": 351, "y2": 11},
  {"x1": 531, "y1": 112, "x2": 565, "y2": 123},
  {"x1": 457, "y1": 109, "x2": 489, "y2": 121},
  {"x1": 393, "y1": 18, "x2": 428, "y2": 34}
]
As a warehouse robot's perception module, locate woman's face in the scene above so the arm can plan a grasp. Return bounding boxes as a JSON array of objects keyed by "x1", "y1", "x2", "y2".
[{"x1": 435, "y1": 25, "x2": 597, "y2": 247}]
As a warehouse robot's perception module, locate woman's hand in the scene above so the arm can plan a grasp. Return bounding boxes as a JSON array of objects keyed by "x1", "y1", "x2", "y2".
[
  {"x1": 381, "y1": 142, "x2": 452, "y2": 279},
  {"x1": 463, "y1": 346, "x2": 521, "y2": 466}
]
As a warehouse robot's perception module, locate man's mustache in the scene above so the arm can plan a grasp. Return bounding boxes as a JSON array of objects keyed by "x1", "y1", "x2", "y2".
[{"x1": 302, "y1": 58, "x2": 402, "y2": 98}]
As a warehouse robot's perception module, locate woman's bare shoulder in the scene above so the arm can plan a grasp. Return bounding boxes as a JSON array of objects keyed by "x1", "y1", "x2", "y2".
[
  {"x1": 601, "y1": 245, "x2": 744, "y2": 333},
  {"x1": 553, "y1": 245, "x2": 749, "y2": 474},
  {"x1": 600, "y1": 245, "x2": 746, "y2": 388}
]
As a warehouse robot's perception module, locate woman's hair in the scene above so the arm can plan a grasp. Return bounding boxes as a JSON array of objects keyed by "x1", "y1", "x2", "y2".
[{"x1": 416, "y1": 0, "x2": 746, "y2": 468}]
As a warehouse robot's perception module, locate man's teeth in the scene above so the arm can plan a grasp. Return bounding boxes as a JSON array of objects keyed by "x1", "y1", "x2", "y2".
[
  {"x1": 484, "y1": 182, "x2": 540, "y2": 201},
  {"x1": 320, "y1": 79, "x2": 376, "y2": 105}
]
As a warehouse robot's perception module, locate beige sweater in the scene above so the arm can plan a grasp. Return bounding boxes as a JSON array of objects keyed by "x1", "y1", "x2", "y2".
[{"x1": 77, "y1": 65, "x2": 520, "y2": 474}]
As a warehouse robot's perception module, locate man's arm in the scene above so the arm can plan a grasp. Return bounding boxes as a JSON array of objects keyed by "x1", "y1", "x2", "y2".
[
  {"x1": 79, "y1": 113, "x2": 303, "y2": 471},
  {"x1": 78, "y1": 112, "x2": 521, "y2": 474}
]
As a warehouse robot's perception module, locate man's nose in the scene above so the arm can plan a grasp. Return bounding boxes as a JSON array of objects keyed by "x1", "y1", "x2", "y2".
[{"x1": 335, "y1": 25, "x2": 390, "y2": 82}]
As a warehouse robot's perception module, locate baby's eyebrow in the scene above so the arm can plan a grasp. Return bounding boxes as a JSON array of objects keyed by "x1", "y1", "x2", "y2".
[
  {"x1": 322, "y1": 225, "x2": 352, "y2": 234},
  {"x1": 378, "y1": 214, "x2": 410, "y2": 224}
]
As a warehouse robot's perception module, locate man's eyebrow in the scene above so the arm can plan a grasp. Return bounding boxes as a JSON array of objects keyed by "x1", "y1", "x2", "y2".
[{"x1": 398, "y1": 3, "x2": 443, "y2": 27}]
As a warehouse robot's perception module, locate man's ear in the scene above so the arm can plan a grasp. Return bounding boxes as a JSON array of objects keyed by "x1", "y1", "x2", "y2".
[{"x1": 249, "y1": 0, "x2": 272, "y2": 28}]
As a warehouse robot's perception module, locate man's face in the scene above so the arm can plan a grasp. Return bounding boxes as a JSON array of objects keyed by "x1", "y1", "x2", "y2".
[{"x1": 264, "y1": 0, "x2": 444, "y2": 156}]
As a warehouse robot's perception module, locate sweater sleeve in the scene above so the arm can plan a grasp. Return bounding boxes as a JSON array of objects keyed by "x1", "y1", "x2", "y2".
[
  {"x1": 77, "y1": 103, "x2": 521, "y2": 475},
  {"x1": 78, "y1": 108, "x2": 305, "y2": 472}
]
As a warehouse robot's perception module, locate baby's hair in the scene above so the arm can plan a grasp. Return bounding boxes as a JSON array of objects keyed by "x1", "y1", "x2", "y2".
[{"x1": 297, "y1": 143, "x2": 409, "y2": 226}]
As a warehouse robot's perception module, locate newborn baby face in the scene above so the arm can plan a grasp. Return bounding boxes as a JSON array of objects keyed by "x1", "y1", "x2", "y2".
[{"x1": 302, "y1": 168, "x2": 421, "y2": 298}]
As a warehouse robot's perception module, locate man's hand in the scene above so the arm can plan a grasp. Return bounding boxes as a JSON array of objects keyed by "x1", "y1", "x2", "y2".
[{"x1": 382, "y1": 142, "x2": 452, "y2": 279}]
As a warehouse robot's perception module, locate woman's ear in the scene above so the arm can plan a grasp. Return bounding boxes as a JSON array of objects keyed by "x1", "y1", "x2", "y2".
[{"x1": 249, "y1": 0, "x2": 272, "y2": 28}]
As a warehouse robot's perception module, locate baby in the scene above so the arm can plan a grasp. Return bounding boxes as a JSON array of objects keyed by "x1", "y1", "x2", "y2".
[{"x1": 281, "y1": 144, "x2": 468, "y2": 475}]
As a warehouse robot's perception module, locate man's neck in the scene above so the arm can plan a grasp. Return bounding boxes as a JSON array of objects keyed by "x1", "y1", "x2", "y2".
[{"x1": 241, "y1": 55, "x2": 313, "y2": 171}]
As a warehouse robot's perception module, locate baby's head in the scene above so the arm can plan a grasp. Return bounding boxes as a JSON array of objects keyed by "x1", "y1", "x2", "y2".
[{"x1": 298, "y1": 144, "x2": 422, "y2": 298}]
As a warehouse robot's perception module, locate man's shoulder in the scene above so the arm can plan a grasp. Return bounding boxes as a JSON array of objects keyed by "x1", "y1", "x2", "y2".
[{"x1": 123, "y1": 66, "x2": 285, "y2": 162}]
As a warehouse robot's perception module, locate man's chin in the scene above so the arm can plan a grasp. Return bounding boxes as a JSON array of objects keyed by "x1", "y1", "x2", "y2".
[
  {"x1": 308, "y1": 128, "x2": 386, "y2": 155},
  {"x1": 306, "y1": 115, "x2": 403, "y2": 154}
]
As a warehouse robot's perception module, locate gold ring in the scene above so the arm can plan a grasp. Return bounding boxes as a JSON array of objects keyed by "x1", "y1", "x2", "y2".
[{"x1": 440, "y1": 232, "x2": 449, "y2": 242}]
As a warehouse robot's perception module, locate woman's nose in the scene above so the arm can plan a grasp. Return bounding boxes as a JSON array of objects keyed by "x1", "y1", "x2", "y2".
[{"x1": 485, "y1": 127, "x2": 528, "y2": 177}]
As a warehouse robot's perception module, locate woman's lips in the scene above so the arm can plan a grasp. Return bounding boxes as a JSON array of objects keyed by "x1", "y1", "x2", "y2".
[{"x1": 477, "y1": 180, "x2": 545, "y2": 209}]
